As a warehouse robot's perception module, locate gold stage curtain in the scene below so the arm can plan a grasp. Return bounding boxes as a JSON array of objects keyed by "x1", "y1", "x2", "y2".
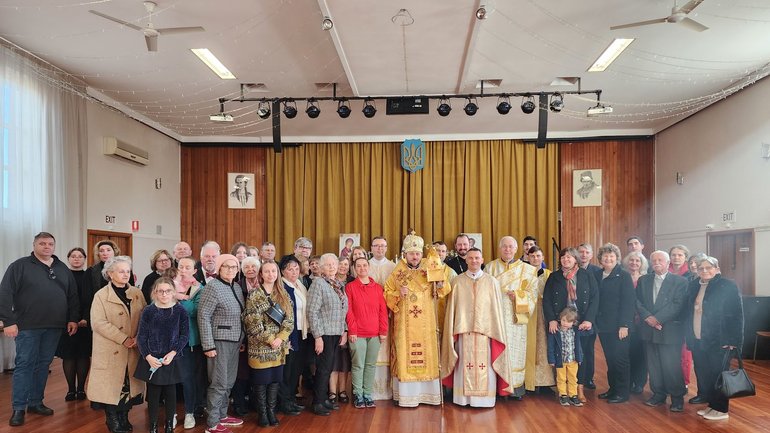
[{"x1": 266, "y1": 140, "x2": 559, "y2": 263}]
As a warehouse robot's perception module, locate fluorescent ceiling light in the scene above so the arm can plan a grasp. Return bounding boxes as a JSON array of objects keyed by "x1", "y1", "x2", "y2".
[
  {"x1": 587, "y1": 38, "x2": 634, "y2": 72},
  {"x1": 191, "y1": 48, "x2": 236, "y2": 79}
]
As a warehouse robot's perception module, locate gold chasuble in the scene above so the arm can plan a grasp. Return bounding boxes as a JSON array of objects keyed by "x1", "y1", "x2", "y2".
[
  {"x1": 485, "y1": 259, "x2": 539, "y2": 391},
  {"x1": 441, "y1": 272, "x2": 514, "y2": 398},
  {"x1": 530, "y1": 268, "x2": 555, "y2": 389},
  {"x1": 383, "y1": 258, "x2": 451, "y2": 383}
]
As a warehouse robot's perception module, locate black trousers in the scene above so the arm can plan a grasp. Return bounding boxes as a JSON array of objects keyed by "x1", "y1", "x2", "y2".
[
  {"x1": 577, "y1": 332, "x2": 596, "y2": 385},
  {"x1": 690, "y1": 340, "x2": 730, "y2": 413},
  {"x1": 645, "y1": 341, "x2": 685, "y2": 401},
  {"x1": 629, "y1": 331, "x2": 648, "y2": 389},
  {"x1": 599, "y1": 332, "x2": 630, "y2": 398},
  {"x1": 279, "y1": 336, "x2": 312, "y2": 406},
  {"x1": 313, "y1": 335, "x2": 339, "y2": 405}
]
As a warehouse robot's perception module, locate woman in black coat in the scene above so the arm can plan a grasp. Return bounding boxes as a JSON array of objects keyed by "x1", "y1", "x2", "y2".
[
  {"x1": 593, "y1": 243, "x2": 636, "y2": 403},
  {"x1": 685, "y1": 256, "x2": 743, "y2": 421},
  {"x1": 543, "y1": 247, "x2": 599, "y2": 402}
]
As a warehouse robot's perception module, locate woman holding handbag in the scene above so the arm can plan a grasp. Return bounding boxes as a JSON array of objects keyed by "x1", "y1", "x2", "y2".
[
  {"x1": 242, "y1": 261, "x2": 294, "y2": 427},
  {"x1": 685, "y1": 256, "x2": 744, "y2": 421}
]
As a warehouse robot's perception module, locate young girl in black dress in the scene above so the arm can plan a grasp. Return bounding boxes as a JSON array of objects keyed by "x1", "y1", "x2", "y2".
[{"x1": 135, "y1": 277, "x2": 189, "y2": 433}]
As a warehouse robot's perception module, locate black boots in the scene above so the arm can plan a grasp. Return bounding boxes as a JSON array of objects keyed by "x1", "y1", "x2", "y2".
[
  {"x1": 104, "y1": 406, "x2": 128, "y2": 433},
  {"x1": 266, "y1": 383, "x2": 280, "y2": 426},
  {"x1": 118, "y1": 410, "x2": 133, "y2": 431},
  {"x1": 164, "y1": 418, "x2": 174, "y2": 433},
  {"x1": 255, "y1": 385, "x2": 269, "y2": 427},
  {"x1": 149, "y1": 422, "x2": 158, "y2": 433}
]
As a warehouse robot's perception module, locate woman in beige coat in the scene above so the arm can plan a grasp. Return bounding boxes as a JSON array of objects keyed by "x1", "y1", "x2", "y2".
[{"x1": 88, "y1": 256, "x2": 147, "y2": 433}]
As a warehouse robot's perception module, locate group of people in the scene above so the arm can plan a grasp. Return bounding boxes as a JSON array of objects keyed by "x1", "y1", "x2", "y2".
[{"x1": 0, "y1": 231, "x2": 745, "y2": 432}]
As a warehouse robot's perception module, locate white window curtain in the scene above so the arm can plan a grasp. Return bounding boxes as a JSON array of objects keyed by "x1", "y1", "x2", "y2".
[{"x1": 0, "y1": 44, "x2": 86, "y2": 269}]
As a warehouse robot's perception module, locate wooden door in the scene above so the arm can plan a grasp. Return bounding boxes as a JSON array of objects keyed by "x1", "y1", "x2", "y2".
[
  {"x1": 86, "y1": 229, "x2": 133, "y2": 266},
  {"x1": 707, "y1": 229, "x2": 755, "y2": 296}
]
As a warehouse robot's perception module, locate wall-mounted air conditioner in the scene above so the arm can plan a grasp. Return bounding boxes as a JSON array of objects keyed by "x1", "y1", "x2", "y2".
[{"x1": 102, "y1": 136, "x2": 149, "y2": 166}]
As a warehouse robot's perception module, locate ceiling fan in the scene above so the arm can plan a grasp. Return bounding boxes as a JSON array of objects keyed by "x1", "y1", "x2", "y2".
[
  {"x1": 610, "y1": 0, "x2": 708, "y2": 32},
  {"x1": 89, "y1": 1, "x2": 205, "y2": 52}
]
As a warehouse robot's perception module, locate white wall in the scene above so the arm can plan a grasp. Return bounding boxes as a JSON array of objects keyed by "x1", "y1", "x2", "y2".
[
  {"x1": 85, "y1": 102, "x2": 181, "y2": 283},
  {"x1": 655, "y1": 77, "x2": 770, "y2": 295}
]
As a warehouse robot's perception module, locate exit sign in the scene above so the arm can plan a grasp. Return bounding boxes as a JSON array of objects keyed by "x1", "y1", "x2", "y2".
[{"x1": 721, "y1": 211, "x2": 736, "y2": 223}]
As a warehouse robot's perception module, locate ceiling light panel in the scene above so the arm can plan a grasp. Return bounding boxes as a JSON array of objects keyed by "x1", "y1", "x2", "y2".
[
  {"x1": 587, "y1": 38, "x2": 634, "y2": 72},
  {"x1": 191, "y1": 48, "x2": 236, "y2": 79}
]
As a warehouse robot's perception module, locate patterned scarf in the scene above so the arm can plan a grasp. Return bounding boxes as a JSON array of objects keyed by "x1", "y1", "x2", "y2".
[
  {"x1": 324, "y1": 276, "x2": 345, "y2": 301},
  {"x1": 563, "y1": 266, "x2": 578, "y2": 302}
]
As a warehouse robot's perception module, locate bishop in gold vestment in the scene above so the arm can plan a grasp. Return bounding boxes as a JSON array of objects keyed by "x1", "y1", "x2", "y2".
[
  {"x1": 441, "y1": 249, "x2": 514, "y2": 407},
  {"x1": 383, "y1": 233, "x2": 450, "y2": 407},
  {"x1": 486, "y1": 236, "x2": 539, "y2": 397}
]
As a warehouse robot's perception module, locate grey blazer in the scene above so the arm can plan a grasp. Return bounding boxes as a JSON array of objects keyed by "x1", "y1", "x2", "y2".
[
  {"x1": 197, "y1": 277, "x2": 245, "y2": 352},
  {"x1": 636, "y1": 272, "x2": 688, "y2": 345}
]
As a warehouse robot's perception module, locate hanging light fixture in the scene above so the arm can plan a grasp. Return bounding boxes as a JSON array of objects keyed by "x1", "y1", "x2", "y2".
[
  {"x1": 496, "y1": 95, "x2": 512, "y2": 115},
  {"x1": 305, "y1": 99, "x2": 320, "y2": 118},
  {"x1": 549, "y1": 93, "x2": 564, "y2": 112},
  {"x1": 437, "y1": 98, "x2": 452, "y2": 117},
  {"x1": 362, "y1": 98, "x2": 377, "y2": 118},
  {"x1": 282, "y1": 100, "x2": 297, "y2": 119},
  {"x1": 463, "y1": 97, "x2": 479, "y2": 116},
  {"x1": 336, "y1": 99, "x2": 351, "y2": 118},
  {"x1": 257, "y1": 100, "x2": 271, "y2": 119},
  {"x1": 520, "y1": 96, "x2": 536, "y2": 114}
]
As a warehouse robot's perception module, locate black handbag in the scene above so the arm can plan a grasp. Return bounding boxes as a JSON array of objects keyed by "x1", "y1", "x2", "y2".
[
  {"x1": 262, "y1": 286, "x2": 285, "y2": 326},
  {"x1": 715, "y1": 348, "x2": 755, "y2": 399}
]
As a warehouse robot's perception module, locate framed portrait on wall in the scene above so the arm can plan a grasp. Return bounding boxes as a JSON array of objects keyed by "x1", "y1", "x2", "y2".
[
  {"x1": 339, "y1": 233, "x2": 360, "y2": 259},
  {"x1": 465, "y1": 233, "x2": 483, "y2": 253},
  {"x1": 573, "y1": 169, "x2": 602, "y2": 207},
  {"x1": 228, "y1": 173, "x2": 255, "y2": 209}
]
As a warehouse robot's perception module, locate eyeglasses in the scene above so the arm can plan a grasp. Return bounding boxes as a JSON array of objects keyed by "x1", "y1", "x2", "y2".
[
  {"x1": 220, "y1": 265, "x2": 239, "y2": 271},
  {"x1": 48, "y1": 268, "x2": 57, "y2": 280},
  {"x1": 697, "y1": 265, "x2": 715, "y2": 272},
  {"x1": 157, "y1": 289, "x2": 175, "y2": 295},
  {"x1": 156, "y1": 258, "x2": 171, "y2": 264}
]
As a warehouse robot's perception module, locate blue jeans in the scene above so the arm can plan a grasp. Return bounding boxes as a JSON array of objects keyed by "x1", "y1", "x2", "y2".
[{"x1": 12, "y1": 328, "x2": 61, "y2": 410}]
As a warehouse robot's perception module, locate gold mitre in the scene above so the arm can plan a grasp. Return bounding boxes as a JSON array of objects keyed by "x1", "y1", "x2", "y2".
[{"x1": 401, "y1": 230, "x2": 424, "y2": 254}]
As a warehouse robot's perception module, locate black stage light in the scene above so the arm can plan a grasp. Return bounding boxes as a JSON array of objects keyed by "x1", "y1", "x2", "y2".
[
  {"x1": 521, "y1": 96, "x2": 536, "y2": 114},
  {"x1": 463, "y1": 97, "x2": 478, "y2": 116},
  {"x1": 305, "y1": 99, "x2": 320, "y2": 118},
  {"x1": 496, "y1": 96, "x2": 511, "y2": 115},
  {"x1": 362, "y1": 98, "x2": 377, "y2": 118},
  {"x1": 283, "y1": 100, "x2": 297, "y2": 119},
  {"x1": 437, "y1": 98, "x2": 452, "y2": 117},
  {"x1": 337, "y1": 100, "x2": 351, "y2": 118}
]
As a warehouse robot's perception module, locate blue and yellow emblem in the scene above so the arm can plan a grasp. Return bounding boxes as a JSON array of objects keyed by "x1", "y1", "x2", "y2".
[{"x1": 400, "y1": 138, "x2": 425, "y2": 173}]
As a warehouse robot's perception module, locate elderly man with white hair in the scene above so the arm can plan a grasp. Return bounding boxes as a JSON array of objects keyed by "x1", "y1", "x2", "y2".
[
  {"x1": 636, "y1": 250, "x2": 688, "y2": 412},
  {"x1": 485, "y1": 236, "x2": 539, "y2": 399},
  {"x1": 194, "y1": 242, "x2": 221, "y2": 285}
]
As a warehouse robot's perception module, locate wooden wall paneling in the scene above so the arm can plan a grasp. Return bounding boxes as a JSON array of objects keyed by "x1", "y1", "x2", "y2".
[
  {"x1": 559, "y1": 139, "x2": 654, "y2": 259},
  {"x1": 180, "y1": 146, "x2": 268, "y2": 257}
]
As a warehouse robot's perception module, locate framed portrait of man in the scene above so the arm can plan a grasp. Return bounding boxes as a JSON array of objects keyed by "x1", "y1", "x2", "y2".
[
  {"x1": 573, "y1": 169, "x2": 602, "y2": 207},
  {"x1": 228, "y1": 172, "x2": 255, "y2": 209}
]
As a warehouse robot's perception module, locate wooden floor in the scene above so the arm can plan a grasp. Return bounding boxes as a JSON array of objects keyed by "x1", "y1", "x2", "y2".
[{"x1": 1, "y1": 354, "x2": 768, "y2": 433}]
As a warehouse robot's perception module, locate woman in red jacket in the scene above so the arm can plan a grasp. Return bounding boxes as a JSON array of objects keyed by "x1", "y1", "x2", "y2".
[{"x1": 345, "y1": 257, "x2": 388, "y2": 409}]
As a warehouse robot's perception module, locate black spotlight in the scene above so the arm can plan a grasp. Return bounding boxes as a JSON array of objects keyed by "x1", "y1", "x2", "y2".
[
  {"x1": 520, "y1": 96, "x2": 536, "y2": 114},
  {"x1": 305, "y1": 99, "x2": 320, "y2": 118},
  {"x1": 437, "y1": 98, "x2": 452, "y2": 117},
  {"x1": 257, "y1": 100, "x2": 271, "y2": 119},
  {"x1": 496, "y1": 96, "x2": 512, "y2": 115},
  {"x1": 337, "y1": 100, "x2": 351, "y2": 118},
  {"x1": 283, "y1": 100, "x2": 297, "y2": 119},
  {"x1": 463, "y1": 97, "x2": 478, "y2": 116},
  {"x1": 362, "y1": 98, "x2": 377, "y2": 118},
  {"x1": 549, "y1": 93, "x2": 564, "y2": 112}
]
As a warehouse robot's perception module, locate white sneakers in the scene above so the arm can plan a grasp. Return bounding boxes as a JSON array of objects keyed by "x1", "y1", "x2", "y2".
[
  {"x1": 696, "y1": 408, "x2": 711, "y2": 416},
  {"x1": 703, "y1": 410, "x2": 729, "y2": 420},
  {"x1": 184, "y1": 413, "x2": 195, "y2": 429}
]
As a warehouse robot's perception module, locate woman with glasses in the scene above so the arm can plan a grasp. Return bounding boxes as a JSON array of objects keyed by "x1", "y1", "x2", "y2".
[
  {"x1": 141, "y1": 250, "x2": 174, "y2": 304},
  {"x1": 88, "y1": 256, "x2": 147, "y2": 433},
  {"x1": 685, "y1": 256, "x2": 744, "y2": 421},
  {"x1": 197, "y1": 254, "x2": 246, "y2": 433}
]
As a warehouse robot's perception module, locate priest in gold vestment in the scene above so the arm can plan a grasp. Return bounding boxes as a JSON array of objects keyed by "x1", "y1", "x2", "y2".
[
  {"x1": 441, "y1": 248, "x2": 514, "y2": 407},
  {"x1": 485, "y1": 236, "x2": 539, "y2": 398},
  {"x1": 525, "y1": 245, "x2": 555, "y2": 391},
  {"x1": 383, "y1": 232, "x2": 451, "y2": 407},
  {"x1": 368, "y1": 236, "x2": 397, "y2": 400}
]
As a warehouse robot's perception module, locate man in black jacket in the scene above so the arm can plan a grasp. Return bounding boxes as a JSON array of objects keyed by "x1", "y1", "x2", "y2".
[{"x1": 0, "y1": 232, "x2": 79, "y2": 427}]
